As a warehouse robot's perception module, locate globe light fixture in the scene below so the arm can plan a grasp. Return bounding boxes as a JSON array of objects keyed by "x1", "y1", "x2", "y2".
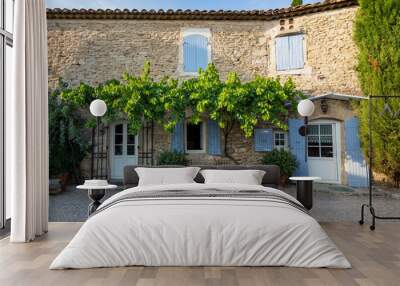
[
  {"x1": 90, "y1": 99, "x2": 107, "y2": 117},
  {"x1": 297, "y1": 99, "x2": 315, "y2": 117}
]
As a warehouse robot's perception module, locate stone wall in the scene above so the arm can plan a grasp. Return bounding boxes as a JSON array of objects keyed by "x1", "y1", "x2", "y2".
[
  {"x1": 47, "y1": 6, "x2": 360, "y2": 95},
  {"x1": 268, "y1": 8, "x2": 360, "y2": 95},
  {"x1": 47, "y1": 6, "x2": 362, "y2": 179},
  {"x1": 151, "y1": 122, "x2": 265, "y2": 166}
]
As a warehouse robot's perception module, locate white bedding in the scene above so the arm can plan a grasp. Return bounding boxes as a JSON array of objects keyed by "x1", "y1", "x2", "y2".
[{"x1": 50, "y1": 183, "x2": 350, "y2": 269}]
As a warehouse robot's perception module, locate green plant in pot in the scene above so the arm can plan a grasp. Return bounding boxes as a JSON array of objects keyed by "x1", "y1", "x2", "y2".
[
  {"x1": 261, "y1": 149, "x2": 298, "y2": 186},
  {"x1": 49, "y1": 81, "x2": 88, "y2": 194},
  {"x1": 157, "y1": 150, "x2": 189, "y2": 166}
]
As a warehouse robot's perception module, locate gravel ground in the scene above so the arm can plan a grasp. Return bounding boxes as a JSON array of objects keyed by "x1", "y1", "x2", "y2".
[{"x1": 49, "y1": 184, "x2": 400, "y2": 223}]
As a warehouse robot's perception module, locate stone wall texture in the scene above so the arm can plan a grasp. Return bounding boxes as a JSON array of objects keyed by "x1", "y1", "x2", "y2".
[
  {"x1": 47, "y1": 6, "x2": 360, "y2": 94},
  {"x1": 47, "y1": 6, "x2": 362, "y2": 182}
]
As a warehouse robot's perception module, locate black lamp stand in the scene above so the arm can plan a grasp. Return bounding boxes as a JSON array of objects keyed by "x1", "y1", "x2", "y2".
[
  {"x1": 298, "y1": 116, "x2": 309, "y2": 162},
  {"x1": 88, "y1": 117, "x2": 106, "y2": 215}
]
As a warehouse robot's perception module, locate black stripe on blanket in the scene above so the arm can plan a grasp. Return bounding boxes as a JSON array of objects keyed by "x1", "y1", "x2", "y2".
[{"x1": 90, "y1": 189, "x2": 309, "y2": 217}]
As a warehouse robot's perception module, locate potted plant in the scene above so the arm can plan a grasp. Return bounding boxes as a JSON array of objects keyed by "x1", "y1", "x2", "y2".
[
  {"x1": 49, "y1": 83, "x2": 88, "y2": 194},
  {"x1": 261, "y1": 149, "x2": 298, "y2": 186},
  {"x1": 157, "y1": 150, "x2": 189, "y2": 166}
]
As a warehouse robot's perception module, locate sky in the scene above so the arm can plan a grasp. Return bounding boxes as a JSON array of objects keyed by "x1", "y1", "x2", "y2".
[{"x1": 46, "y1": 0, "x2": 320, "y2": 10}]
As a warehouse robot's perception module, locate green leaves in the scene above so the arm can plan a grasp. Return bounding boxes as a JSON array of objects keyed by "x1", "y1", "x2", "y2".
[
  {"x1": 213, "y1": 71, "x2": 301, "y2": 138},
  {"x1": 355, "y1": 0, "x2": 400, "y2": 97},
  {"x1": 261, "y1": 149, "x2": 298, "y2": 178},
  {"x1": 57, "y1": 62, "x2": 301, "y2": 141},
  {"x1": 157, "y1": 150, "x2": 189, "y2": 166},
  {"x1": 49, "y1": 82, "x2": 89, "y2": 178},
  {"x1": 291, "y1": 0, "x2": 303, "y2": 7},
  {"x1": 354, "y1": 0, "x2": 400, "y2": 186}
]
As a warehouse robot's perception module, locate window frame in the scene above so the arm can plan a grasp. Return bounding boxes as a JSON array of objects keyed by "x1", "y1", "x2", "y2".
[
  {"x1": 273, "y1": 32, "x2": 309, "y2": 75},
  {"x1": 307, "y1": 124, "x2": 334, "y2": 158},
  {"x1": 184, "y1": 120, "x2": 207, "y2": 154},
  {"x1": 273, "y1": 131, "x2": 288, "y2": 150},
  {"x1": 179, "y1": 28, "x2": 212, "y2": 76},
  {"x1": 111, "y1": 122, "x2": 137, "y2": 157},
  {"x1": 1, "y1": 0, "x2": 14, "y2": 229}
]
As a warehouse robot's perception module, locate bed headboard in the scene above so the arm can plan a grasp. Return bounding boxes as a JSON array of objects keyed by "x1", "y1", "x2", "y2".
[{"x1": 123, "y1": 165, "x2": 281, "y2": 189}]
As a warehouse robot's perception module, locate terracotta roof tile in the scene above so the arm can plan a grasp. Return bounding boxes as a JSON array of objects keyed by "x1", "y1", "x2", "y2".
[{"x1": 47, "y1": 0, "x2": 358, "y2": 21}]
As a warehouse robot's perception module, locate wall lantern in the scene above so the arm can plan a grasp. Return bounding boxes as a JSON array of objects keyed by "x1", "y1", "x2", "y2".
[{"x1": 320, "y1": 99, "x2": 329, "y2": 113}]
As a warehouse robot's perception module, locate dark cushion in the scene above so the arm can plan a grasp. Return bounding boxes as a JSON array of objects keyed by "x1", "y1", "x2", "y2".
[{"x1": 123, "y1": 164, "x2": 280, "y2": 189}]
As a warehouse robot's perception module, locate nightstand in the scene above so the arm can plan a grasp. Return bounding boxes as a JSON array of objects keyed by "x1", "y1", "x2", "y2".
[
  {"x1": 77, "y1": 183, "x2": 118, "y2": 215},
  {"x1": 289, "y1": 177, "x2": 321, "y2": 210}
]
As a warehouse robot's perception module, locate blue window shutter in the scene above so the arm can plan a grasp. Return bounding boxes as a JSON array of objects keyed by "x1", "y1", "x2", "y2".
[
  {"x1": 275, "y1": 37, "x2": 290, "y2": 71},
  {"x1": 288, "y1": 119, "x2": 308, "y2": 176},
  {"x1": 254, "y1": 129, "x2": 273, "y2": 152},
  {"x1": 345, "y1": 117, "x2": 369, "y2": 187},
  {"x1": 207, "y1": 120, "x2": 222, "y2": 155},
  {"x1": 183, "y1": 34, "x2": 209, "y2": 73},
  {"x1": 288, "y1": 34, "x2": 304, "y2": 70},
  {"x1": 171, "y1": 120, "x2": 184, "y2": 152}
]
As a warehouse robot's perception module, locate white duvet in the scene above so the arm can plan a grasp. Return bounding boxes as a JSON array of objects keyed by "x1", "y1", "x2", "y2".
[{"x1": 50, "y1": 183, "x2": 350, "y2": 269}]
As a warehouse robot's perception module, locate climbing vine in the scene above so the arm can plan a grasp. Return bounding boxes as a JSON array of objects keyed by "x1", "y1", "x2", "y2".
[{"x1": 57, "y1": 62, "x2": 302, "y2": 158}]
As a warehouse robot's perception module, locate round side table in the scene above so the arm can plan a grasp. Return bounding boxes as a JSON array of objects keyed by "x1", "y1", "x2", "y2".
[
  {"x1": 77, "y1": 184, "x2": 118, "y2": 216},
  {"x1": 289, "y1": 177, "x2": 321, "y2": 210}
]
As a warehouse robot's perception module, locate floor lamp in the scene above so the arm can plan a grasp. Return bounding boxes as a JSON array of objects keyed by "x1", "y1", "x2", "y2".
[{"x1": 80, "y1": 99, "x2": 110, "y2": 215}]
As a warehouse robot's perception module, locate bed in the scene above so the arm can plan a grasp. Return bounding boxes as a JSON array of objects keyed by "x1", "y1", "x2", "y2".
[{"x1": 50, "y1": 166, "x2": 350, "y2": 269}]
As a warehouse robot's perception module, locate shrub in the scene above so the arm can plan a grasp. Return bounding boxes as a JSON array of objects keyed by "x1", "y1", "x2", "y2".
[
  {"x1": 49, "y1": 80, "x2": 88, "y2": 182},
  {"x1": 291, "y1": 0, "x2": 303, "y2": 7},
  {"x1": 261, "y1": 149, "x2": 298, "y2": 179},
  {"x1": 157, "y1": 150, "x2": 189, "y2": 166},
  {"x1": 354, "y1": 0, "x2": 400, "y2": 186}
]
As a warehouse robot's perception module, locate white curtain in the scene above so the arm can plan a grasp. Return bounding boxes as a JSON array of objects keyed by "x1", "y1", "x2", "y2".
[{"x1": 9, "y1": 0, "x2": 49, "y2": 242}]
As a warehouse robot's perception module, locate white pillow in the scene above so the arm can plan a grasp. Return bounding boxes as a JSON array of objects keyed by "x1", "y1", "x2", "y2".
[
  {"x1": 135, "y1": 167, "x2": 201, "y2": 186},
  {"x1": 200, "y1": 169, "x2": 266, "y2": 185}
]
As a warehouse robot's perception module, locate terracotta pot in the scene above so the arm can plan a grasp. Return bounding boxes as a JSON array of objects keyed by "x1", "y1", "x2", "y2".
[
  {"x1": 59, "y1": 172, "x2": 70, "y2": 192},
  {"x1": 279, "y1": 174, "x2": 289, "y2": 187},
  {"x1": 49, "y1": 178, "x2": 61, "y2": 195}
]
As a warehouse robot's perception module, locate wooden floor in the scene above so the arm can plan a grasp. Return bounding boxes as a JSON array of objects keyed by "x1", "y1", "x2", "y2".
[{"x1": 0, "y1": 222, "x2": 399, "y2": 286}]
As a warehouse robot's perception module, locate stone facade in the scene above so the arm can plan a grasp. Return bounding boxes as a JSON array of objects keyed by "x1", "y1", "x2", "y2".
[
  {"x1": 47, "y1": 5, "x2": 363, "y2": 182},
  {"x1": 47, "y1": 7, "x2": 360, "y2": 94}
]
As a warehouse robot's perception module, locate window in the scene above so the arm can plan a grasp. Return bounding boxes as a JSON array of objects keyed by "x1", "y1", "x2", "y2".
[
  {"x1": 1, "y1": 0, "x2": 14, "y2": 228},
  {"x1": 127, "y1": 133, "x2": 136, "y2": 155},
  {"x1": 185, "y1": 121, "x2": 205, "y2": 153},
  {"x1": 113, "y1": 123, "x2": 136, "y2": 156},
  {"x1": 254, "y1": 129, "x2": 273, "y2": 152},
  {"x1": 307, "y1": 124, "x2": 334, "y2": 158},
  {"x1": 181, "y1": 28, "x2": 211, "y2": 74},
  {"x1": 274, "y1": 132, "x2": 287, "y2": 149},
  {"x1": 275, "y1": 34, "x2": 304, "y2": 71},
  {"x1": 5, "y1": 0, "x2": 14, "y2": 33},
  {"x1": 114, "y1": 124, "x2": 123, "y2": 155}
]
